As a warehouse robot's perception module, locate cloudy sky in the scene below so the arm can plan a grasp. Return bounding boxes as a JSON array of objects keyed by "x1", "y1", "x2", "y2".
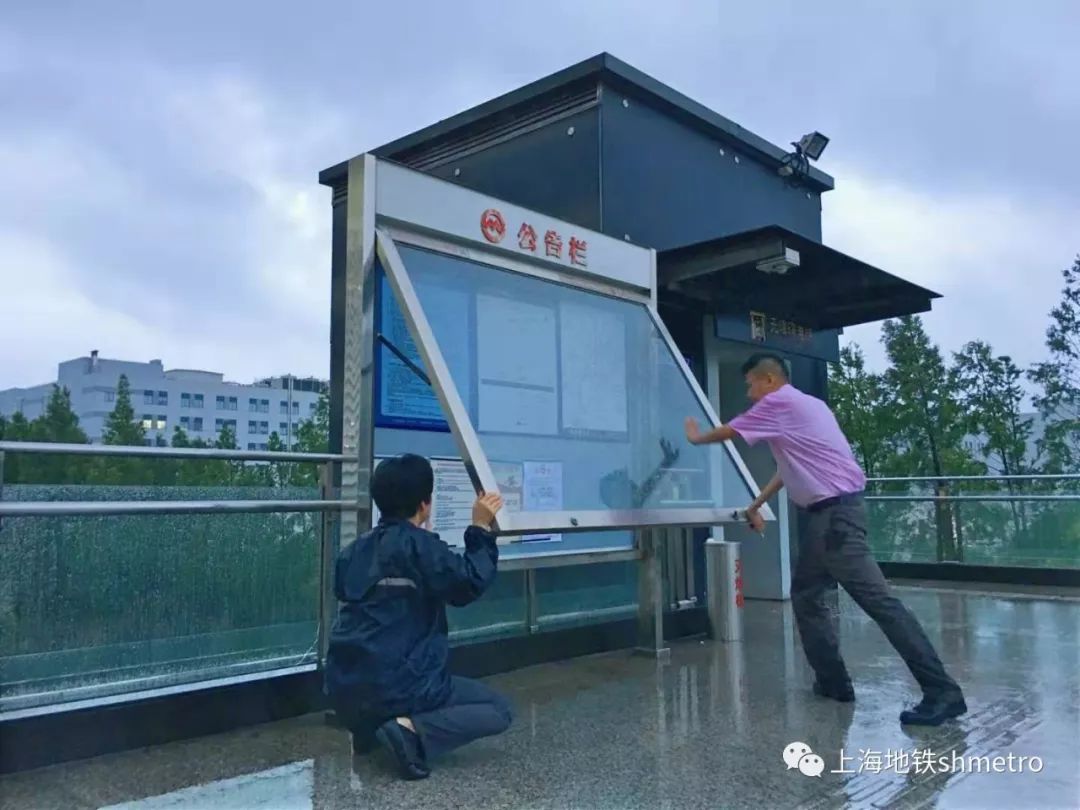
[{"x1": 2, "y1": 0, "x2": 1077, "y2": 390}]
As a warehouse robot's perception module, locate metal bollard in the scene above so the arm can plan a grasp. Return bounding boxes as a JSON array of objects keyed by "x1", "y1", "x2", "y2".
[{"x1": 706, "y1": 538, "x2": 743, "y2": 642}]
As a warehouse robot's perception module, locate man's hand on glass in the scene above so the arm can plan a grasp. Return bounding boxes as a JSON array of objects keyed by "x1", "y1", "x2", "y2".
[{"x1": 684, "y1": 417, "x2": 703, "y2": 445}]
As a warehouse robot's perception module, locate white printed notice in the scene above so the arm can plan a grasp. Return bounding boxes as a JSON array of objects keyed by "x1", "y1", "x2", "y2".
[
  {"x1": 492, "y1": 460, "x2": 562, "y2": 544},
  {"x1": 429, "y1": 459, "x2": 476, "y2": 544},
  {"x1": 370, "y1": 457, "x2": 475, "y2": 547},
  {"x1": 476, "y1": 294, "x2": 559, "y2": 435},
  {"x1": 522, "y1": 461, "x2": 563, "y2": 544},
  {"x1": 559, "y1": 302, "x2": 628, "y2": 435}
]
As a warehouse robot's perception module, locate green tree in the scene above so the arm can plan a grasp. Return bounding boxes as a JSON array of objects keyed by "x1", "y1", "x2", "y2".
[
  {"x1": 954, "y1": 342, "x2": 1033, "y2": 479},
  {"x1": 291, "y1": 390, "x2": 330, "y2": 487},
  {"x1": 212, "y1": 424, "x2": 241, "y2": 485},
  {"x1": 97, "y1": 375, "x2": 147, "y2": 484},
  {"x1": 882, "y1": 316, "x2": 982, "y2": 561},
  {"x1": 27, "y1": 386, "x2": 90, "y2": 483},
  {"x1": 829, "y1": 344, "x2": 895, "y2": 478},
  {"x1": 1029, "y1": 255, "x2": 1080, "y2": 473},
  {"x1": 0, "y1": 411, "x2": 32, "y2": 483},
  {"x1": 241, "y1": 431, "x2": 288, "y2": 487},
  {"x1": 102, "y1": 375, "x2": 146, "y2": 447},
  {"x1": 293, "y1": 391, "x2": 329, "y2": 454},
  {"x1": 954, "y1": 340, "x2": 1040, "y2": 555},
  {"x1": 171, "y1": 426, "x2": 219, "y2": 486}
]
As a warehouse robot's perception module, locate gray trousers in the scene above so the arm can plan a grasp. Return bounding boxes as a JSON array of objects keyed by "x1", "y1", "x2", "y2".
[
  {"x1": 792, "y1": 496, "x2": 961, "y2": 698},
  {"x1": 345, "y1": 676, "x2": 513, "y2": 760}
]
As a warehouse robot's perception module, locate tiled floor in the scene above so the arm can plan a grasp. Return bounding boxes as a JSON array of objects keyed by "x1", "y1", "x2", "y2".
[{"x1": 3, "y1": 586, "x2": 1077, "y2": 809}]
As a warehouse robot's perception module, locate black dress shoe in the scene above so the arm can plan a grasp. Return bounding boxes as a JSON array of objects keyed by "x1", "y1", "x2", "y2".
[
  {"x1": 375, "y1": 720, "x2": 430, "y2": 780},
  {"x1": 900, "y1": 694, "x2": 968, "y2": 726},
  {"x1": 813, "y1": 680, "x2": 855, "y2": 703}
]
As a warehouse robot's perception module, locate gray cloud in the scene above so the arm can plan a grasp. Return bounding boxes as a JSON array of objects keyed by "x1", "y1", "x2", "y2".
[{"x1": 1, "y1": 1, "x2": 1077, "y2": 390}]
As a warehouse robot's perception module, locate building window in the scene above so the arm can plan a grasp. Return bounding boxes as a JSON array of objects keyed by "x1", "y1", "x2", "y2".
[
  {"x1": 309, "y1": 402, "x2": 317, "y2": 413},
  {"x1": 193, "y1": 417, "x2": 203, "y2": 432},
  {"x1": 181, "y1": 393, "x2": 191, "y2": 408},
  {"x1": 247, "y1": 442, "x2": 258, "y2": 451},
  {"x1": 193, "y1": 394, "x2": 204, "y2": 409},
  {"x1": 261, "y1": 398, "x2": 269, "y2": 413},
  {"x1": 180, "y1": 416, "x2": 190, "y2": 430},
  {"x1": 155, "y1": 415, "x2": 167, "y2": 430},
  {"x1": 157, "y1": 391, "x2": 168, "y2": 406},
  {"x1": 104, "y1": 389, "x2": 116, "y2": 403},
  {"x1": 249, "y1": 398, "x2": 259, "y2": 411},
  {"x1": 144, "y1": 390, "x2": 155, "y2": 405},
  {"x1": 228, "y1": 396, "x2": 238, "y2": 411},
  {"x1": 217, "y1": 395, "x2": 226, "y2": 410},
  {"x1": 144, "y1": 438, "x2": 154, "y2": 447},
  {"x1": 279, "y1": 422, "x2": 289, "y2": 434},
  {"x1": 215, "y1": 418, "x2": 237, "y2": 432},
  {"x1": 141, "y1": 415, "x2": 153, "y2": 430},
  {"x1": 259, "y1": 421, "x2": 269, "y2": 435},
  {"x1": 280, "y1": 401, "x2": 289, "y2": 415},
  {"x1": 248, "y1": 420, "x2": 258, "y2": 434}
]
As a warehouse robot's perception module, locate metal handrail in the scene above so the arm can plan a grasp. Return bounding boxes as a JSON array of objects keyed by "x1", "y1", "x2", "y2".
[
  {"x1": 868, "y1": 474, "x2": 1080, "y2": 483},
  {"x1": 866, "y1": 494, "x2": 1080, "y2": 503},
  {"x1": 0, "y1": 440, "x2": 347, "y2": 464},
  {"x1": 0, "y1": 499, "x2": 358, "y2": 518}
]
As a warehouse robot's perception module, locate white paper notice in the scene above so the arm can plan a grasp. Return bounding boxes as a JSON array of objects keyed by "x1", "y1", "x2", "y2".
[
  {"x1": 369, "y1": 457, "x2": 475, "y2": 547},
  {"x1": 491, "y1": 461, "x2": 524, "y2": 514},
  {"x1": 522, "y1": 460, "x2": 563, "y2": 544},
  {"x1": 559, "y1": 302, "x2": 628, "y2": 434},
  {"x1": 476, "y1": 294, "x2": 559, "y2": 435},
  {"x1": 429, "y1": 459, "x2": 476, "y2": 543}
]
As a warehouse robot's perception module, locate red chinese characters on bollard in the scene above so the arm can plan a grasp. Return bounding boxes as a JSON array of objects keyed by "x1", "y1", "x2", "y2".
[{"x1": 735, "y1": 558, "x2": 744, "y2": 608}]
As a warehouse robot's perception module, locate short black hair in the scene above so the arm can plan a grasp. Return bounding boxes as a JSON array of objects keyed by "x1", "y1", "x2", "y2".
[
  {"x1": 371, "y1": 454, "x2": 434, "y2": 521},
  {"x1": 741, "y1": 353, "x2": 789, "y2": 380}
]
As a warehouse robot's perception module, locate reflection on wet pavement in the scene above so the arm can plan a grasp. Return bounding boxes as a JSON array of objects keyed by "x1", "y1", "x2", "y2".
[{"x1": 2, "y1": 586, "x2": 1077, "y2": 809}]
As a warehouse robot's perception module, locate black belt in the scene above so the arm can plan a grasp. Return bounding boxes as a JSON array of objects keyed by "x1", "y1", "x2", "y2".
[{"x1": 806, "y1": 492, "x2": 865, "y2": 513}]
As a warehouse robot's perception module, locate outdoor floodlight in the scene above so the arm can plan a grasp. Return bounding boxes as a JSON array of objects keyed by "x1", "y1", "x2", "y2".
[{"x1": 796, "y1": 131, "x2": 829, "y2": 161}]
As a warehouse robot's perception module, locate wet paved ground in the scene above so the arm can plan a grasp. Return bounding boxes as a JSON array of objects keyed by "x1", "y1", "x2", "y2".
[{"x1": 3, "y1": 585, "x2": 1078, "y2": 810}]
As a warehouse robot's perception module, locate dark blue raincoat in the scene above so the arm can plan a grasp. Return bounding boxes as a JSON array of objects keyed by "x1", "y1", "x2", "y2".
[{"x1": 325, "y1": 519, "x2": 498, "y2": 718}]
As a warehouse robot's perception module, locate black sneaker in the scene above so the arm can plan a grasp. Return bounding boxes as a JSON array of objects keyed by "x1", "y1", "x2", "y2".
[
  {"x1": 813, "y1": 680, "x2": 855, "y2": 703},
  {"x1": 900, "y1": 694, "x2": 968, "y2": 726},
  {"x1": 375, "y1": 720, "x2": 430, "y2": 780}
]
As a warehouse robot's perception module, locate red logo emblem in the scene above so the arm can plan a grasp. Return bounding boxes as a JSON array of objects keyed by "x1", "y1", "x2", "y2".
[{"x1": 480, "y1": 209, "x2": 506, "y2": 243}]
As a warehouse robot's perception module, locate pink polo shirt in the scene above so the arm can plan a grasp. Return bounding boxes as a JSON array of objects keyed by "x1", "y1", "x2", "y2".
[{"x1": 728, "y1": 384, "x2": 866, "y2": 508}]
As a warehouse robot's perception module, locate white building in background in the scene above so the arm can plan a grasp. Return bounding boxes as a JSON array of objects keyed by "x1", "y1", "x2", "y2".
[{"x1": 0, "y1": 352, "x2": 327, "y2": 450}]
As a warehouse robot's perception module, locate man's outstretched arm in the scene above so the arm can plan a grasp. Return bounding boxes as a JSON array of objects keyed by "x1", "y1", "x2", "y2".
[
  {"x1": 740, "y1": 473, "x2": 783, "y2": 533},
  {"x1": 684, "y1": 417, "x2": 737, "y2": 445},
  {"x1": 748, "y1": 473, "x2": 784, "y2": 513}
]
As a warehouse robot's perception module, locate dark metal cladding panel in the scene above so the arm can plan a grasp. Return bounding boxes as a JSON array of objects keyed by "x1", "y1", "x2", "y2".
[
  {"x1": 599, "y1": 87, "x2": 823, "y2": 250},
  {"x1": 384, "y1": 101, "x2": 603, "y2": 232}
]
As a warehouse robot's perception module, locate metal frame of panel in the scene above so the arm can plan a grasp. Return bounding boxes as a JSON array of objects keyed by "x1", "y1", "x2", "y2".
[{"x1": 367, "y1": 159, "x2": 769, "y2": 535}]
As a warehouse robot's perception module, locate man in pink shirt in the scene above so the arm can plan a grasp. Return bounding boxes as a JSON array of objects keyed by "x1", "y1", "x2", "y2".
[{"x1": 685, "y1": 353, "x2": 966, "y2": 726}]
